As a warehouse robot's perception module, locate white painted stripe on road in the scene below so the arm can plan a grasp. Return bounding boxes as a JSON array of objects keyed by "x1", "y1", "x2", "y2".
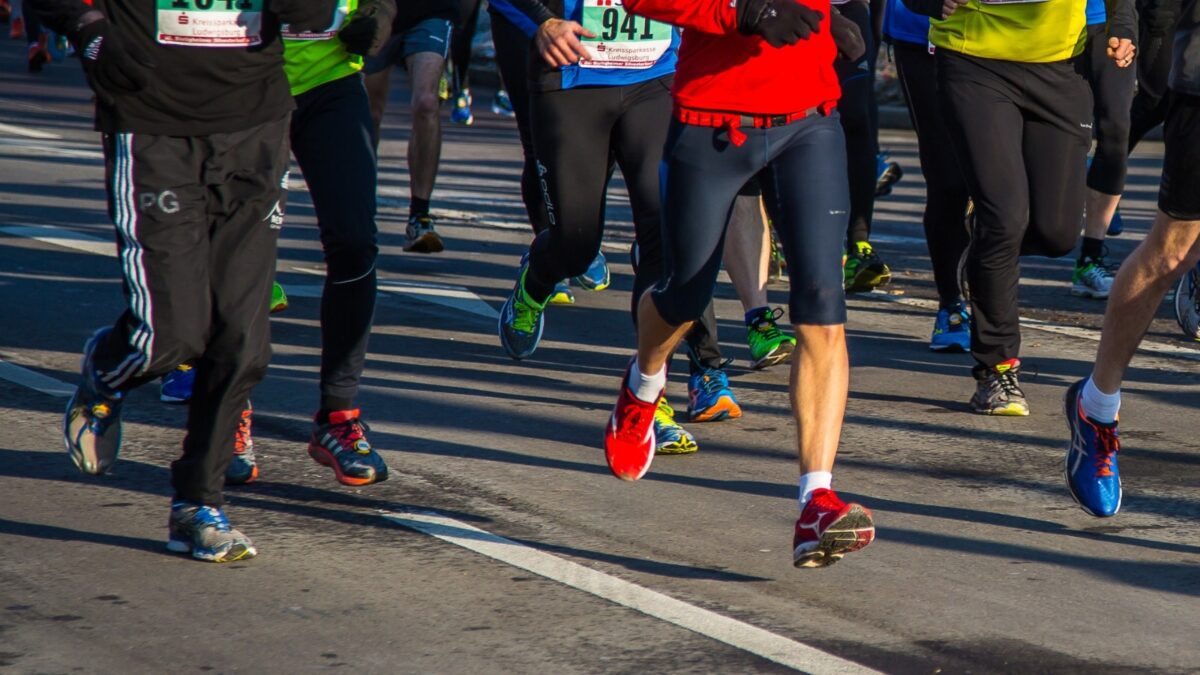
[
  {"x1": 0, "y1": 225, "x2": 116, "y2": 258},
  {"x1": 0, "y1": 122, "x2": 62, "y2": 140},
  {"x1": 383, "y1": 510, "x2": 880, "y2": 675},
  {"x1": 290, "y1": 267, "x2": 499, "y2": 319},
  {"x1": 0, "y1": 359, "x2": 73, "y2": 398},
  {"x1": 856, "y1": 292, "x2": 1200, "y2": 362}
]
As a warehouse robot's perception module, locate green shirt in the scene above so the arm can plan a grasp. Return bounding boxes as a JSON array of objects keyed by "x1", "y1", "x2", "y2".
[
  {"x1": 284, "y1": 0, "x2": 362, "y2": 97},
  {"x1": 930, "y1": 0, "x2": 1089, "y2": 63}
]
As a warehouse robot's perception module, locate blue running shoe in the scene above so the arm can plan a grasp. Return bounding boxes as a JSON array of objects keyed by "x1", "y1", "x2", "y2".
[
  {"x1": 160, "y1": 362, "x2": 195, "y2": 404},
  {"x1": 930, "y1": 302, "x2": 971, "y2": 352},
  {"x1": 450, "y1": 90, "x2": 474, "y2": 125},
  {"x1": 547, "y1": 278, "x2": 575, "y2": 305},
  {"x1": 499, "y1": 262, "x2": 547, "y2": 359},
  {"x1": 64, "y1": 327, "x2": 125, "y2": 475},
  {"x1": 875, "y1": 151, "x2": 903, "y2": 197},
  {"x1": 491, "y1": 89, "x2": 515, "y2": 117},
  {"x1": 225, "y1": 403, "x2": 258, "y2": 485},
  {"x1": 654, "y1": 396, "x2": 698, "y2": 455},
  {"x1": 573, "y1": 251, "x2": 611, "y2": 291},
  {"x1": 1064, "y1": 379, "x2": 1122, "y2": 517},
  {"x1": 167, "y1": 501, "x2": 257, "y2": 562},
  {"x1": 1107, "y1": 209, "x2": 1124, "y2": 236},
  {"x1": 687, "y1": 367, "x2": 742, "y2": 423}
]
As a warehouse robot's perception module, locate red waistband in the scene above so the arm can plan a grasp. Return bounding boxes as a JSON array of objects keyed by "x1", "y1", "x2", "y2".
[{"x1": 674, "y1": 102, "x2": 837, "y2": 146}]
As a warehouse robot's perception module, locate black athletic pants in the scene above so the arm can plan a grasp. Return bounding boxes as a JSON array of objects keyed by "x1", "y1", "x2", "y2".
[
  {"x1": 893, "y1": 42, "x2": 971, "y2": 308},
  {"x1": 938, "y1": 51, "x2": 1092, "y2": 370},
  {"x1": 452, "y1": 0, "x2": 483, "y2": 93},
  {"x1": 489, "y1": 10, "x2": 550, "y2": 234},
  {"x1": 291, "y1": 74, "x2": 379, "y2": 413},
  {"x1": 1129, "y1": 0, "x2": 1181, "y2": 149},
  {"x1": 92, "y1": 115, "x2": 290, "y2": 507},
  {"x1": 835, "y1": 0, "x2": 880, "y2": 246},
  {"x1": 1084, "y1": 24, "x2": 1136, "y2": 196}
]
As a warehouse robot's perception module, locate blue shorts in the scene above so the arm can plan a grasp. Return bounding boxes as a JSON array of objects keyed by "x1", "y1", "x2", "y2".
[{"x1": 363, "y1": 18, "x2": 453, "y2": 74}]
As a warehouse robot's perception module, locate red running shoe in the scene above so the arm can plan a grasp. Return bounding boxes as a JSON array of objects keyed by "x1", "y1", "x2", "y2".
[
  {"x1": 792, "y1": 488, "x2": 875, "y2": 568},
  {"x1": 604, "y1": 364, "x2": 660, "y2": 481}
]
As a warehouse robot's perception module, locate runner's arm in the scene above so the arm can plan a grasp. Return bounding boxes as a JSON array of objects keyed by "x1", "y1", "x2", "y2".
[
  {"x1": 489, "y1": 0, "x2": 542, "y2": 38},
  {"x1": 1104, "y1": 0, "x2": 1137, "y2": 42},
  {"x1": 495, "y1": 0, "x2": 558, "y2": 28}
]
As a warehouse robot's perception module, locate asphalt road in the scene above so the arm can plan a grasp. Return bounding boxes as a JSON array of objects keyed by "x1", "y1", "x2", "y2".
[{"x1": 1, "y1": 41, "x2": 1198, "y2": 675}]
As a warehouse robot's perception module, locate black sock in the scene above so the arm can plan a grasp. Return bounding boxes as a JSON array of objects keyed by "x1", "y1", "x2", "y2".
[
  {"x1": 409, "y1": 197, "x2": 431, "y2": 219},
  {"x1": 1079, "y1": 236, "x2": 1104, "y2": 262}
]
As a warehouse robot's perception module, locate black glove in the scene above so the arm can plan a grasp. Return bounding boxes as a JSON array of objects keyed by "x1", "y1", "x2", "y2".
[
  {"x1": 75, "y1": 19, "x2": 154, "y2": 106},
  {"x1": 338, "y1": 0, "x2": 396, "y2": 56},
  {"x1": 736, "y1": 0, "x2": 823, "y2": 48}
]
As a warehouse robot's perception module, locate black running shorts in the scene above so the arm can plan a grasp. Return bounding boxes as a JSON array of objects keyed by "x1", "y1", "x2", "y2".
[{"x1": 1159, "y1": 92, "x2": 1200, "y2": 220}]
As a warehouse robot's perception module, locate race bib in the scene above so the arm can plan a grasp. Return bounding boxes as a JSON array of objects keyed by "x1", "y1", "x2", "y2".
[
  {"x1": 156, "y1": 0, "x2": 264, "y2": 48},
  {"x1": 579, "y1": 0, "x2": 672, "y2": 70}
]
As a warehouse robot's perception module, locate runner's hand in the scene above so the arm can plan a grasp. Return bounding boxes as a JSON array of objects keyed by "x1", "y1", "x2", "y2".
[
  {"x1": 536, "y1": 18, "x2": 595, "y2": 67},
  {"x1": 941, "y1": 0, "x2": 969, "y2": 19},
  {"x1": 830, "y1": 10, "x2": 865, "y2": 61},
  {"x1": 1107, "y1": 36, "x2": 1135, "y2": 68},
  {"x1": 737, "y1": 0, "x2": 824, "y2": 48},
  {"x1": 75, "y1": 19, "x2": 155, "y2": 107}
]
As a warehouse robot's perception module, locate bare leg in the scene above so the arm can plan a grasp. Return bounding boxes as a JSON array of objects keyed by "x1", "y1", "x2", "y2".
[
  {"x1": 1092, "y1": 211, "x2": 1200, "y2": 392},
  {"x1": 791, "y1": 324, "x2": 849, "y2": 474},
  {"x1": 724, "y1": 195, "x2": 771, "y2": 312},
  {"x1": 1084, "y1": 189, "x2": 1121, "y2": 240},
  {"x1": 363, "y1": 67, "x2": 392, "y2": 146},
  {"x1": 635, "y1": 291, "x2": 694, "y2": 375},
  {"x1": 405, "y1": 52, "x2": 445, "y2": 202}
]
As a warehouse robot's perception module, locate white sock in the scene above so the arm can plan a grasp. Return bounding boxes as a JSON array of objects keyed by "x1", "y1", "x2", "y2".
[
  {"x1": 629, "y1": 359, "x2": 666, "y2": 404},
  {"x1": 1080, "y1": 375, "x2": 1120, "y2": 424},
  {"x1": 798, "y1": 471, "x2": 833, "y2": 510}
]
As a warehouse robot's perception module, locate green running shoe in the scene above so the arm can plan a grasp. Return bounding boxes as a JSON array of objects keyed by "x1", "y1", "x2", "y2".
[
  {"x1": 746, "y1": 307, "x2": 796, "y2": 370},
  {"x1": 270, "y1": 282, "x2": 288, "y2": 313},
  {"x1": 844, "y1": 240, "x2": 892, "y2": 293},
  {"x1": 654, "y1": 396, "x2": 698, "y2": 455},
  {"x1": 499, "y1": 263, "x2": 547, "y2": 360}
]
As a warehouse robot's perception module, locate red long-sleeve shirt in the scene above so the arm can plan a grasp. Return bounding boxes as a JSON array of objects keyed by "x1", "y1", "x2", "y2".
[{"x1": 623, "y1": 0, "x2": 841, "y2": 116}]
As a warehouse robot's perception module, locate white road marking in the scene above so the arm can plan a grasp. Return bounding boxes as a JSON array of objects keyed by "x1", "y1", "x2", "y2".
[
  {"x1": 290, "y1": 267, "x2": 499, "y2": 319},
  {"x1": 0, "y1": 122, "x2": 62, "y2": 140},
  {"x1": 0, "y1": 225, "x2": 115, "y2": 258},
  {"x1": 856, "y1": 292, "x2": 1200, "y2": 362},
  {"x1": 0, "y1": 138, "x2": 104, "y2": 160},
  {"x1": 383, "y1": 510, "x2": 881, "y2": 675},
  {"x1": 0, "y1": 359, "x2": 73, "y2": 397}
]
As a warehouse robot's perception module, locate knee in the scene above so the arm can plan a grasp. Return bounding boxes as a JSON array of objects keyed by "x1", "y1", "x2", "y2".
[
  {"x1": 795, "y1": 323, "x2": 846, "y2": 347},
  {"x1": 323, "y1": 231, "x2": 379, "y2": 283},
  {"x1": 411, "y1": 92, "x2": 440, "y2": 121},
  {"x1": 651, "y1": 282, "x2": 711, "y2": 327}
]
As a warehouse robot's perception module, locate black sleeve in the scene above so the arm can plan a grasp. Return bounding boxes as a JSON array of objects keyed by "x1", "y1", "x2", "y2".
[
  {"x1": 269, "y1": 0, "x2": 342, "y2": 32},
  {"x1": 499, "y1": 0, "x2": 558, "y2": 27},
  {"x1": 28, "y1": 0, "x2": 92, "y2": 40},
  {"x1": 1105, "y1": 0, "x2": 1139, "y2": 41},
  {"x1": 899, "y1": 0, "x2": 945, "y2": 19}
]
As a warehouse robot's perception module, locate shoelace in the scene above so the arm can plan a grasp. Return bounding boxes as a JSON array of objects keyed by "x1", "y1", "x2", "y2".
[
  {"x1": 750, "y1": 308, "x2": 786, "y2": 341},
  {"x1": 512, "y1": 287, "x2": 542, "y2": 334},
  {"x1": 195, "y1": 506, "x2": 232, "y2": 533},
  {"x1": 995, "y1": 369, "x2": 1024, "y2": 399},
  {"x1": 1092, "y1": 423, "x2": 1120, "y2": 478},
  {"x1": 329, "y1": 417, "x2": 370, "y2": 454},
  {"x1": 617, "y1": 402, "x2": 650, "y2": 442},
  {"x1": 697, "y1": 368, "x2": 728, "y2": 397}
]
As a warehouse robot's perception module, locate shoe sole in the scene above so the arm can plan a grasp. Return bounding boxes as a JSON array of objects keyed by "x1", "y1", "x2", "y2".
[
  {"x1": 270, "y1": 301, "x2": 288, "y2": 314},
  {"x1": 929, "y1": 342, "x2": 968, "y2": 353},
  {"x1": 547, "y1": 292, "x2": 575, "y2": 305},
  {"x1": 793, "y1": 506, "x2": 875, "y2": 568},
  {"x1": 404, "y1": 232, "x2": 444, "y2": 253},
  {"x1": 971, "y1": 402, "x2": 1030, "y2": 416},
  {"x1": 307, "y1": 443, "x2": 387, "y2": 487},
  {"x1": 167, "y1": 538, "x2": 257, "y2": 563},
  {"x1": 225, "y1": 464, "x2": 259, "y2": 485},
  {"x1": 1070, "y1": 287, "x2": 1109, "y2": 299},
  {"x1": 845, "y1": 269, "x2": 892, "y2": 294},
  {"x1": 751, "y1": 342, "x2": 794, "y2": 370},
  {"x1": 688, "y1": 398, "x2": 742, "y2": 423},
  {"x1": 655, "y1": 436, "x2": 698, "y2": 455}
]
